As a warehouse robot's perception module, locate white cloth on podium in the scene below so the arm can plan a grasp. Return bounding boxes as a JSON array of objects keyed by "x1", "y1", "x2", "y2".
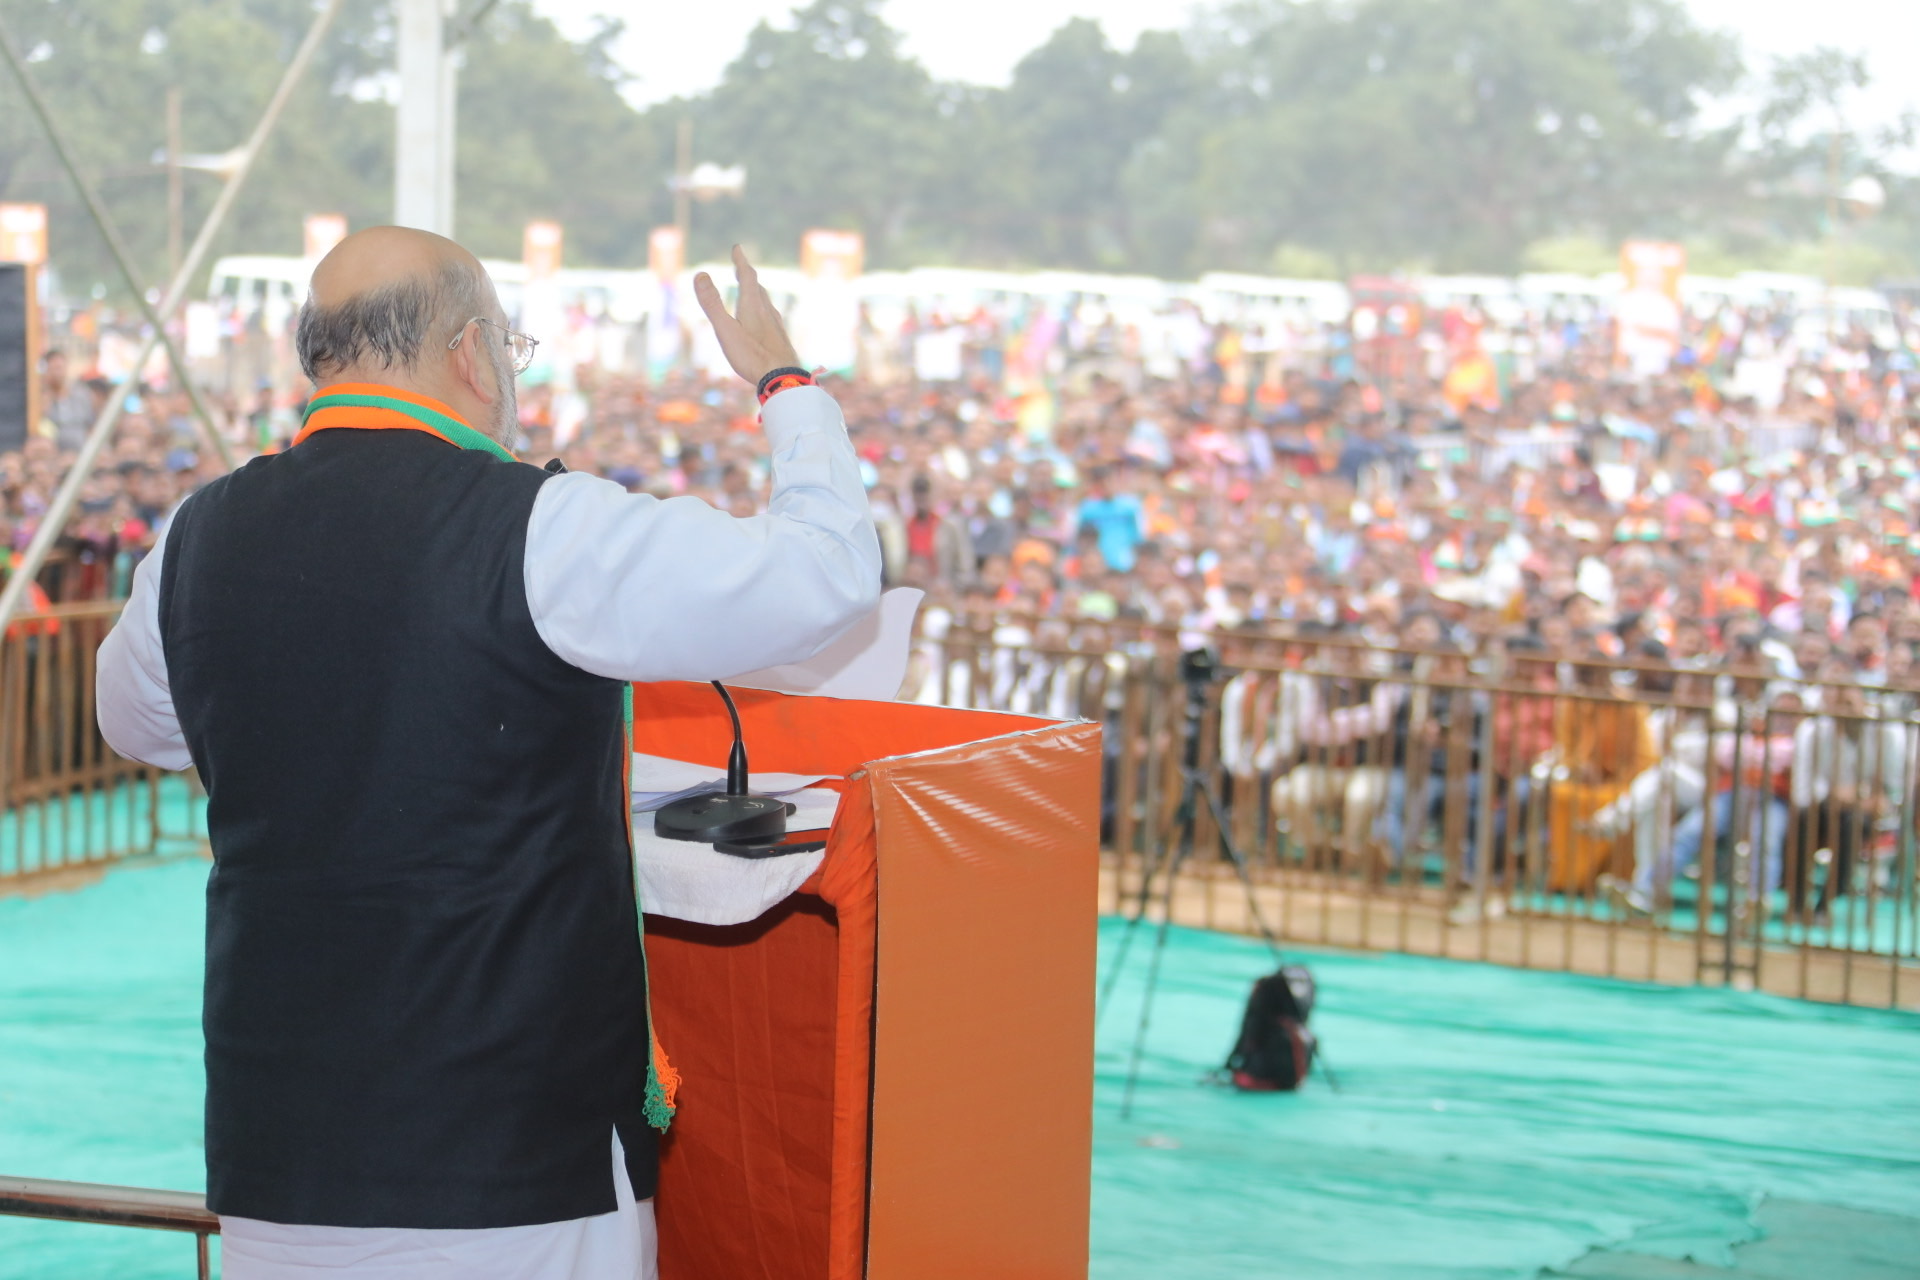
[
  {"x1": 220, "y1": 1133, "x2": 655, "y2": 1280},
  {"x1": 631, "y1": 785, "x2": 840, "y2": 926}
]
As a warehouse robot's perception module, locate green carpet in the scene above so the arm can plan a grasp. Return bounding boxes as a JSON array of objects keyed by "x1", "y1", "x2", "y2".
[
  {"x1": 2, "y1": 863, "x2": 1917, "y2": 1279},
  {"x1": 1090, "y1": 919, "x2": 1920, "y2": 1279}
]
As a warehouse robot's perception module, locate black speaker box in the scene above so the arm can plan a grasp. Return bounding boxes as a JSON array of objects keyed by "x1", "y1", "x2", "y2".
[{"x1": 0, "y1": 263, "x2": 28, "y2": 453}]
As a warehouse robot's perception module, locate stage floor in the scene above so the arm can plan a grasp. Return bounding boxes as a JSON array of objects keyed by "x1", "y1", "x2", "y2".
[
  {"x1": 1092, "y1": 918, "x2": 1920, "y2": 1279},
  {"x1": 3, "y1": 862, "x2": 1917, "y2": 1279}
]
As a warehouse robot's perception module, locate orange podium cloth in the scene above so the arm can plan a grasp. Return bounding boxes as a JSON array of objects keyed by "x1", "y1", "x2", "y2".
[{"x1": 631, "y1": 682, "x2": 1102, "y2": 1280}]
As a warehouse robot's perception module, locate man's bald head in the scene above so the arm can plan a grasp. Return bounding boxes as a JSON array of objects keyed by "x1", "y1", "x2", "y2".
[{"x1": 295, "y1": 227, "x2": 498, "y2": 383}]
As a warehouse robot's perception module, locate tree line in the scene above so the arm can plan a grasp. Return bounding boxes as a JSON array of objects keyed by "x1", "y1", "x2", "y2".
[{"x1": 0, "y1": 0, "x2": 1913, "y2": 302}]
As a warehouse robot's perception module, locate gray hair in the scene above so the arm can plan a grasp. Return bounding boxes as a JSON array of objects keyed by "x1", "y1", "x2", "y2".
[{"x1": 295, "y1": 258, "x2": 493, "y2": 381}]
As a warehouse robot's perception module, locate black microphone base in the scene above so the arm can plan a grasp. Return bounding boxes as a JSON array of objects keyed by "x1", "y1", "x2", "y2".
[{"x1": 653, "y1": 793, "x2": 792, "y2": 846}]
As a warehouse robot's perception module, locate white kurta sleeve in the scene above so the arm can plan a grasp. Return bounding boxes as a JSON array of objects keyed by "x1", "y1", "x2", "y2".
[
  {"x1": 96, "y1": 512, "x2": 194, "y2": 771},
  {"x1": 524, "y1": 384, "x2": 881, "y2": 682}
]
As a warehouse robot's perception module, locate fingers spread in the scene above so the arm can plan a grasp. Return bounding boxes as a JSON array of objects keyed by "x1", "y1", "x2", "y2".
[
  {"x1": 693, "y1": 271, "x2": 731, "y2": 325},
  {"x1": 732, "y1": 245, "x2": 762, "y2": 309}
]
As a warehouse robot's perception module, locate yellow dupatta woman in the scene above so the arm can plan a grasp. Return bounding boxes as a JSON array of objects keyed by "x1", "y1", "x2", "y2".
[{"x1": 1548, "y1": 656, "x2": 1657, "y2": 892}]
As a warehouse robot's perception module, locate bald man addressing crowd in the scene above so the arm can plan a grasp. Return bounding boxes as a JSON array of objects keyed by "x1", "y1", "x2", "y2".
[{"x1": 95, "y1": 229, "x2": 881, "y2": 1279}]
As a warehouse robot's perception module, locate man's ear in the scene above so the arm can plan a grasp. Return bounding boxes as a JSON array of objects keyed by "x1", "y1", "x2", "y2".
[{"x1": 446, "y1": 321, "x2": 497, "y2": 406}]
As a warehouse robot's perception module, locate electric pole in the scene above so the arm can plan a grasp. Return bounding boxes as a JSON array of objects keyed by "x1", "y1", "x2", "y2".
[
  {"x1": 674, "y1": 118, "x2": 693, "y2": 252},
  {"x1": 395, "y1": 0, "x2": 456, "y2": 235}
]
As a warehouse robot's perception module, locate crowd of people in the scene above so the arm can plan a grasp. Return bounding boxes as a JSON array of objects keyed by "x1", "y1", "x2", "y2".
[
  {"x1": 1, "y1": 349, "x2": 242, "y2": 605},
  {"x1": 12, "y1": 293, "x2": 1920, "y2": 663},
  {"x1": 7, "y1": 287, "x2": 1920, "y2": 922}
]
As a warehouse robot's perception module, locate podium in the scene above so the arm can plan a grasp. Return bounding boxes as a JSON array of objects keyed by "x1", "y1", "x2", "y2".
[{"x1": 631, "y1": 682, "x2": 1101, "y2": 1280}]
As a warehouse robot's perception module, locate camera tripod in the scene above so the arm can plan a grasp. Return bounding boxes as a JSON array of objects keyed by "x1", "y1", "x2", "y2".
[{"x1": 1096, "y1": 655, "x2": 1301, "y2": 1119}]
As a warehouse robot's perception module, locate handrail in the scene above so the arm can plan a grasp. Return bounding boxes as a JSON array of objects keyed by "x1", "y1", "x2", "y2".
[
  {"x1": 0, "y1": 1174, "x2": 215, "y2": 1231},
  {"x1": 0, "y1": 1175, "x2": 216, "y2": 1279}
]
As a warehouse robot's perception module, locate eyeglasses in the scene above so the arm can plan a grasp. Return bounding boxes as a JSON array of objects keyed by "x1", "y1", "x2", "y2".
[{"x1": 449, "y1": 316, "x2": 539, "y2": 375}]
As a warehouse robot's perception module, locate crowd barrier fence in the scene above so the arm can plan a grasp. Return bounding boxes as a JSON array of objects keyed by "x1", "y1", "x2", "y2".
[
  {"x1": 8, "y1": 605, "x2": 1918, "y2": 1009},
  {"x1": 920, "y1": 625, "x2": 1920, "y2": 1009},
  {"x1": 0, "y1": 601, "x2": 205, "y2": 889}
]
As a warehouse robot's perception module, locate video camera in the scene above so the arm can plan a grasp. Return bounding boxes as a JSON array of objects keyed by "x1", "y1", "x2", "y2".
[{"x1": 1179, "y1": 646, "x2": 1221, "y2": 689}]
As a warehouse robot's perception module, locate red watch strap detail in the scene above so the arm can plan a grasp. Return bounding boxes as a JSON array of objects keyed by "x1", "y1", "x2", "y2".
[{"x1": 757, "y1": 372, "x2": 815, "y2": 405}]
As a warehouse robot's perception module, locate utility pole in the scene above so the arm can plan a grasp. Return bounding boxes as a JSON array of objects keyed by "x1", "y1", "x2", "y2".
[
  {"x1": 674, "y1": 117, "x2": 692, "y2": 252},
  {"x1": 1824, "y1": 107, "x2": 1845, "y2": 349},
  {"x1": 395, "y1": 0, "x2": 456, "y2": 235},
  {"x1": 166, "y1": 87, "x2": 183, "y2": 280}
]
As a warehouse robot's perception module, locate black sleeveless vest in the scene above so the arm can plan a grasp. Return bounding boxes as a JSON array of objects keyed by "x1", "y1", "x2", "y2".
[{"x1": 158, "y1": 427, "x2": 656, "y2": 1228}]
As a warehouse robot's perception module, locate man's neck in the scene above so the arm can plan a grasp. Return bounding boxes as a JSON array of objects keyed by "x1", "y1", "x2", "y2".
[{"x1": 316, "y1": 374, "x2": 445, "y2": 405}]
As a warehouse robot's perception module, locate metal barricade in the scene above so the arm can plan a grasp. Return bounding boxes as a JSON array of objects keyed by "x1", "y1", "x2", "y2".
[
  {"x1": 918, "y1": 627, "x2": 1920, "y2": 1009},
  {"x1": 0, "y1": 1176, "x2": 216, "y2": 1279},
  {"x1": 0, "y1": 600, "x2": 206, "y2": 889},
  {"x1": 11, "y1": 601, "x2": 1917, "y2": 1006}
]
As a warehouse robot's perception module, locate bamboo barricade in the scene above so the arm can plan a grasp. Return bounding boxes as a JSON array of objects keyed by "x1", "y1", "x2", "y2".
[{"x1": 920, "y1": 622, "x2": 1920, "y2": 1010}]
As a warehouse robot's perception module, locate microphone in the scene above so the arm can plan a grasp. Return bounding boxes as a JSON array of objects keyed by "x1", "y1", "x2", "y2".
[{"x1": 651, "y1": 681, "x2": 793, "y2": 851}]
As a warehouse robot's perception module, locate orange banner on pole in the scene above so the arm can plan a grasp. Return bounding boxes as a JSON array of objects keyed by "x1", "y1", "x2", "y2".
[
  {"x1": 1616, "y1": 241, "x2": 1685, "y2": 376},
  {"x1": 0, "y1": 204, "x2": 48, "y2": 265},
  {"x1": 303, "y1": 213, "x2": 347, "y2": 260},
  {"x1": 801, "y1": 229, "x2": 864, "y2": 281},
  {"x1": 649, "y1": 226, "x2": 684, "y2": 281},
  {"x1": 524, "y1": 220, "x2": 564, "y2": 281}
]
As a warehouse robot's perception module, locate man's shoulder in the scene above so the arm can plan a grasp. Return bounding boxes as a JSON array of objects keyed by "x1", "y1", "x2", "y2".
[{"x1": 445, "y1": 445, "x2": 553, "y2": 486}]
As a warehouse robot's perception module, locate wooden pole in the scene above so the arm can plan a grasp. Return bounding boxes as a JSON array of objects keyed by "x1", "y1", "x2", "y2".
[
  {"x1": 674, "y1": 117, "x2": 692, "y2": 252},
  {"x1": 166, "y1": 87, "x2": 183, "y2": 282}
]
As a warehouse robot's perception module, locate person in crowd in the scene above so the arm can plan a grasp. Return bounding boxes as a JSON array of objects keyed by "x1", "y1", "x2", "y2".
[
  {"x1": 1547, "y1": 641, "x2": 1657, "y2": 893},
  {"x1": 1786, "y1": 662, "x2": 1907, "y2": 926},
  {"x1": 1376, "y1": 635, "x2": 1486, "y2": 872},
  {"x1": 905, "y1": 471, "x2": 975, "y2": 588},
  {"x1": 1269, "y1": 633, "x2": 1401, "y2": 869},
  {"x1": 1588, "y1": 659, "x2": 1723, "y2": 901},
  {"x1": 41, "y1": 348, "x2": 99, "y2": 451},
  {"x1": 1616, "y1": 681, "x2": 1801, "y2": 917},
  {"x1": 1074, "y1": 464, "x2": 1144, "y2": 574}
]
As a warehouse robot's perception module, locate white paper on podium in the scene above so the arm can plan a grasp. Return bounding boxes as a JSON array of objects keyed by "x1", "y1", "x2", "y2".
[
  {"x1": 729, "y1": 588, "x2": 923, "y2": 701},
  {"x1": 633, "y1": 786, "x2": 840, "y2": 925}
]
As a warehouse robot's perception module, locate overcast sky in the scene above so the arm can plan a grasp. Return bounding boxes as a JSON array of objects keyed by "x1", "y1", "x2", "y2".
[{"x1": 531, "y1": 0, "x2": 1917, "y2": 138}]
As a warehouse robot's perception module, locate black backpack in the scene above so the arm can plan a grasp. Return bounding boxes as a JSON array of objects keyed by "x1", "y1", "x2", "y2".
[{"x1": 1224, "y1": 964, "x2": 1319, "y2": 1092}]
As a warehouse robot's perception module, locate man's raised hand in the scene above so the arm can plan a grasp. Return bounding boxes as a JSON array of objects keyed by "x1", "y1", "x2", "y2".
[{"x1": 693, "y1": 246, "x2": 803, "y2": 387}]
